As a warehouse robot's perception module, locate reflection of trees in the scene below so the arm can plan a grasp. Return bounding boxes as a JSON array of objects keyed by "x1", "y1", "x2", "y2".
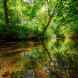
[
  {"x1": 41, "y1": 37, "x2": 78, "y2": 78},
  {"x1": 1, "y1": 39, "x2": 77, "y2": 78}
]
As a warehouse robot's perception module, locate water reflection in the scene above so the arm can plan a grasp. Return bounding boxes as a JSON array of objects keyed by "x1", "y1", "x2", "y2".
[{"x1": 0, "y1": 38, "x2": 78, "y2": 78}]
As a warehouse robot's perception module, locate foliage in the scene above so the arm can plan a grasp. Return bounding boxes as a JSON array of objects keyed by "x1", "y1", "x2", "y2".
[{"x1": 0, "y1": 0, "x2": 78, "y2": 78}]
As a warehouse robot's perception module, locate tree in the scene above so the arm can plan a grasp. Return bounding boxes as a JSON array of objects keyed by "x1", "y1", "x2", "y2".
[{"x1": 3, "y1": 0, "x2": 10, "y2": 27}]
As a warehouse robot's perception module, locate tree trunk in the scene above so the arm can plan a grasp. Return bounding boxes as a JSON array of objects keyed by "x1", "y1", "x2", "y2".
[{"x1": 3, "y1": 0, "x2": 9, "y2": 27}]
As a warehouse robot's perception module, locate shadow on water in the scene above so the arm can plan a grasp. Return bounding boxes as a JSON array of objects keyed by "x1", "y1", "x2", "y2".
[{"x1": 0, "y1": 41, "x2": 41, "y2": 56}]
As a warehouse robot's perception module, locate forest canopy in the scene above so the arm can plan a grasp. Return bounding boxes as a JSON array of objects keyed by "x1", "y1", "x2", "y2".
[{"x1": 0, "y1": 0, "x2": 78, "y2": 41}]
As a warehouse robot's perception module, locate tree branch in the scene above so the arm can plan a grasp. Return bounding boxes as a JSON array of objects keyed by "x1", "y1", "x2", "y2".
[{"x1": 42, "y1": 0, "x2": 58, "y2": 35}]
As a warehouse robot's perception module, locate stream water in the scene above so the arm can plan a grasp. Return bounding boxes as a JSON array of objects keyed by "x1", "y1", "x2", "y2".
[{"x1": 0, "y1": 38, "x2": 78, "y2": 78}]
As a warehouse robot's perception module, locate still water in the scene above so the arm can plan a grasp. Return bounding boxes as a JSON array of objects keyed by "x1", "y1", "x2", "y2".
[{"x1": 0, "y1": 38, "x2": 78, "y2": 78}]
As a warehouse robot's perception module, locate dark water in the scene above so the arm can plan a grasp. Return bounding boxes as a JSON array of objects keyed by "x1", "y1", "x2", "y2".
[{"x1": 0, "y1": 38, "x2": 78, "y2": 78}]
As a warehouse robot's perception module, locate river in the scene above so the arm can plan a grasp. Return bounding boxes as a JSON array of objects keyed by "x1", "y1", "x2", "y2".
[{"x1": 0, "y1": 39, "x2": 78, "y2": 78}]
